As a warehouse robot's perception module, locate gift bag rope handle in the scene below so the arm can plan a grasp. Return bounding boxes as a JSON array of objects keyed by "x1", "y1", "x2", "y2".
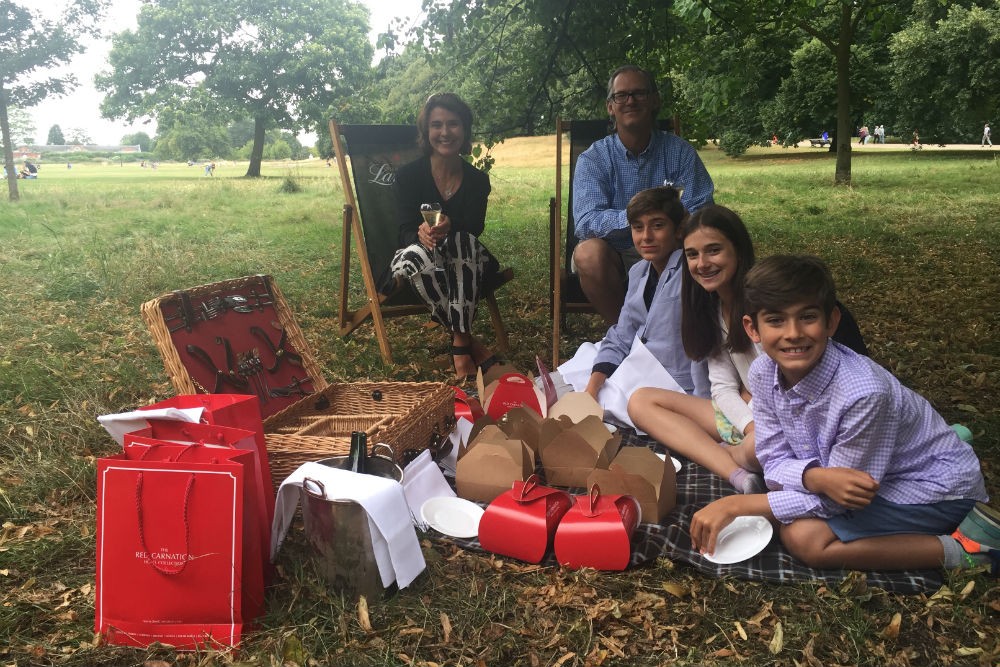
[
  {"x1": 139, "y1": 428, "x2": 233, "y2": 463},
  {"x1": 135, "y1": 472, "x2": 196, "y2": 575},
  {"x1": 136, "y1": 438, "x2": 226, "y2": 462},
  {"x1": 584, "y1": 483, "x2": 602, "y2": 518}
]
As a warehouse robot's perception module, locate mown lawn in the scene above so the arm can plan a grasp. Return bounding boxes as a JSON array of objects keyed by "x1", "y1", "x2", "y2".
[{"x1": 1, "y1": 144, "x2": 998, "y2": 666}]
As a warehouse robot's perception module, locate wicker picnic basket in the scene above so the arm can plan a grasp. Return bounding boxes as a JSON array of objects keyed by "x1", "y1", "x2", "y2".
[{"x1": 141, "y1": 274, "x2": 453, "y2": 489}]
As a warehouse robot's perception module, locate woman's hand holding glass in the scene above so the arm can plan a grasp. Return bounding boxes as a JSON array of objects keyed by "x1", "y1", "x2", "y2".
[
  {"x1": 418, "y1": 213, "x2": 450, "y2": 250},
  {"x1": 418, "y1": 202, "x2": 449, "y2": 251}
]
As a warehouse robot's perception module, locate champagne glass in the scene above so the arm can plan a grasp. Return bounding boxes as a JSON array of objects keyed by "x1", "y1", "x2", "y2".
[
  {"x1": 420, "y1": 201, "x2": 443, "y2": 228},
  {"x1": 419, "y1": 202, "x2": 446, "y2": 272}
]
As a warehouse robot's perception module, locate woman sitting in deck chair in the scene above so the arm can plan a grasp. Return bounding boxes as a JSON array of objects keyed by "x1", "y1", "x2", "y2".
[{"x1": 388, "y1": 93, "x2": 502, "y2": 383}]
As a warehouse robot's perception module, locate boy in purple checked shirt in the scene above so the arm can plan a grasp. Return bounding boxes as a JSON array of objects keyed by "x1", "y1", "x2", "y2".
[{"x1": 690, "y1": 255, "x2": 998, "y2": 573}]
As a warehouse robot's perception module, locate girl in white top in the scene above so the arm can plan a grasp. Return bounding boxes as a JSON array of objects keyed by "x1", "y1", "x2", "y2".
[{"x1": 628, "y1": 205, "x2": 764, "y2": 493}]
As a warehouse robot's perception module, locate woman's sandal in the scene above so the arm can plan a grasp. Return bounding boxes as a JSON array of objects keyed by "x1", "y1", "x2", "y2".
[
  {"x1": 452, "y1": 345, "x2": 477, "y2": 384},
  {"x1": 478, "y1": 355, "x2": 501, "y2": 375}
]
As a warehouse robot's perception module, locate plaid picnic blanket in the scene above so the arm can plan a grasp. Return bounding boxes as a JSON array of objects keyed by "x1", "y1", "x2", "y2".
[{"x1": 442, "y1": 428, "x2": 944, "y2": 594}]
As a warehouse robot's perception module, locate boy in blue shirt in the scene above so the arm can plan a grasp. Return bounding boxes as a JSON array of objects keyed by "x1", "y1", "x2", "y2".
[
  {"x1": 584, "y1": 186, "x2": 708, "y2": 401},
  {"x1": 691, "y1": 255, "x2": 996, "y2": 573}
]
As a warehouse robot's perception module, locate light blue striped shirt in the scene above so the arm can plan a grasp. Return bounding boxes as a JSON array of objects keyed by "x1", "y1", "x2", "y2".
[
  {"x1": 750, "y1": 341, "x2": 987, "y2": 524},
  {"x1": 593, "y1": 249, "x2": 710, "y2": 397},
  {"x1": 572, "y1": 130, "x2": 715, "y2": 251}
]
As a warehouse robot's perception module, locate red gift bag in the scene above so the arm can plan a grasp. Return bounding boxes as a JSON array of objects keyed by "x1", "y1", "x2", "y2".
[
  {"x1": 479, "y1": 475, "x2": 573, "y2": 563},
  {"x1": 124, "y1": 420, "x2": 267, "y2": 620},
  {"x1": 96, "y1": 438, "x2": 261, "y2": 649},
  {"x1": 140, "y1": 395, "x2": 275, "y2": 561},
  {"x1": 553, "y1": 484, "x2": 641, "y2": 571}
]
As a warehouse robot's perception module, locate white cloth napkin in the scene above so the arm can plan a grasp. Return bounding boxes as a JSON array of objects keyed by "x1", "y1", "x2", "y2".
[
  {"x1": 271, "y1": 462, "x2": 425, "y2": 590},
  {"x1": 97, "y1": 407, "x2": 206, "y2": 446},
  {"x1": 440, "y1": 419, "x2": 471, "y2": 477},
  {"x1": 402, "y1": 450, "x2": 456, "y2": 528},
  {"x1": 557, "y1": 336, "x2": 686, "y2": 431}
]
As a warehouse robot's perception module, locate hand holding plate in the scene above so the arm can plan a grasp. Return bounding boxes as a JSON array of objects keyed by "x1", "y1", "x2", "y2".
[{"x1": 690, "y1": 495, "x2": 741, "y2": 556}]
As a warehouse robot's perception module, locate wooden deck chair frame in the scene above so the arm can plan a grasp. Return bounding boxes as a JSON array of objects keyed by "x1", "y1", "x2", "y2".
[
  {"x1": 549, "y1": 117, "x2": 676, "y2": 365},
  {"x1": 330, "y1": 119, "x2": 512, "y2": 365}
]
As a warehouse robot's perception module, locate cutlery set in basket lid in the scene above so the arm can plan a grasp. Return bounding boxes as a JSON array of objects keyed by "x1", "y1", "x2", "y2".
[{"x1": 141, "y1": 274, "x2": 454, "y2": 489}]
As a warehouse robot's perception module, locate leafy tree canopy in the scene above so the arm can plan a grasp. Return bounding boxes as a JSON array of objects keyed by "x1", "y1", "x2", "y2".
[
  {"x1": 402, "y1": 0, "x2": 691, "y2": 140},
  {"x1": 65, "y1": 127, "x2": 93, "y2": 145},
  {"x1": 96, "y1": 0, "x2": 373, "y2": 176},
  {"x1": 47, "y1": 124, "x2": 65, "y2": 145},
  {"x1": 888, "y1": 3, "x2": 1000, "y2": 143},
  {"x1": 153, "y1": 94, "x2": 232, "y2": 161},
  {"x1": 3, "y1": 107, "x2": 37, "y2": 146},
  {"x1": 675, "y1": 0, "x2": 908, "y2": 183},
  {"x1": 1, "y1": 0, "x2": 109, "y2": 200},
  {"x1": 120, "y1": 131, "x2": 153, "y2": 151}
]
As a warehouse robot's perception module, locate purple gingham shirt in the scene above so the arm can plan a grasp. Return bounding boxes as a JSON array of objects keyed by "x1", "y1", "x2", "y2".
[
  {"x1": 572, "y1": 130, "x2": 715, "y2": 251},
  {"x1": 750, "y1": 340, "x2": 987, "y2": 524}
]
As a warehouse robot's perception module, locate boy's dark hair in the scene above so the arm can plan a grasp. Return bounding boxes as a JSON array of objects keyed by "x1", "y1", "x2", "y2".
[
  {"x1": 744, "y1": 254, "x2": 838, "y2": 323},
  {"x1": 417, "y1": 93, "x2": 474, "y2": 156},
  {"x1": 626, "y1": 186, "x2": 686, "y2": 227},
  {"x1": 680, "y1": 205, "x2": 756, "y2": 360}
]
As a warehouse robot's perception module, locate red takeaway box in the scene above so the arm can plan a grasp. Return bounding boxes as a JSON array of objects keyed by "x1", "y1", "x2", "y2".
[
  {"x1": 478, "y1": 475, "x2": 573, "y2": 564},
  {"x1": 553, "y1": 484, "x2": 640, "y2": 571}
]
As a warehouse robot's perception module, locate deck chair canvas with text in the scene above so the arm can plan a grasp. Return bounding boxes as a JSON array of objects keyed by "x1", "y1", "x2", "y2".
[
  {"x1": 549, "y1": 117, "x2": 674, "y2": 365},
  {"x1": 331, "y1": 120, "x2": 513, "y2": 364}
]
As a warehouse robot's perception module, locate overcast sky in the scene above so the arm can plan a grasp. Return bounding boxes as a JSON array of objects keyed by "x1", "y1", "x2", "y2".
[{"x1": 28, "y1": 0, "x2": 424, "y2": 146}]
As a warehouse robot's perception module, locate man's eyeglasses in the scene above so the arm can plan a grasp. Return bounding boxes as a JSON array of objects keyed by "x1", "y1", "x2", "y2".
[{"x1": 608, "y1": 89, "x2": 652, "y2": 105}]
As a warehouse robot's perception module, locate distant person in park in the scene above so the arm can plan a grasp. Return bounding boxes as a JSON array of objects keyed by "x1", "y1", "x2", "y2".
[
  {"x1": 572, "y1": 64, "x2": 715, "y2": 325},
  {"x1": 204, "y1": 162, "x2": 216, "y2": 176},
  {"x1": 983, "y1": 123, "x2": 992, "y2": 147},
  {"x1": 387, "y1": 92, "x2": 501, "y2": 382},
  {"x1": 688, "y1": 255, "x2": 996, "y2": 574},
  {"x1": 19, "y1": 161, "x2": 38, "y2": 179},
  {"x1": 911, "y1": 129, "x2": 922, "y2": 150},
  {"x1": 821, "y1": 130, "x2": 829, "y2": 143},
  {"x1": 857, "y1": 125, "x2": 868, "y2": 145}
]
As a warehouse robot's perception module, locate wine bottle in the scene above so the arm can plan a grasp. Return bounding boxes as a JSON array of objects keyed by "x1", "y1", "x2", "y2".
[{"x1": 348, "y1": 430, "x2": 368, "y2": 474}]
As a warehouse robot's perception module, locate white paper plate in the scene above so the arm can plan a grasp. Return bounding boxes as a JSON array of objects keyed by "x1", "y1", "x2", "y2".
[
  {"x1": 655, "y1": 452, "x2": 683, "y2": 473},
  {"x1": 420, "y1": 496, "x2": 484, "y2": 538},
  {"x1": 703, "y1": 516, "x2": 774, "y2": 564}
]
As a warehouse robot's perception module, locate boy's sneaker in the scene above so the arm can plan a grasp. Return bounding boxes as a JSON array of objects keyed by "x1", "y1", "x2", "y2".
[{"x1": 952, "y1": 502, "x2": 1000, "y2": 575}]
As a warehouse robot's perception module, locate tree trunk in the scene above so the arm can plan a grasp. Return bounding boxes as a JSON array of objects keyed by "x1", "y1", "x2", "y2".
[
  {"x1": 245, "y1": 116, "x2": 266, "y2": 177},
  {"x1": 0, "y1": 89, "x2": 21, "y2": 202},
  {"x1": 833, "y1": 3, "x2": 853, "y2": 186}
]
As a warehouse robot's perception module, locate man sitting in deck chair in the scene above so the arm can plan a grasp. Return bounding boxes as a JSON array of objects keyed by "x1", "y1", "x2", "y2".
[{"x1": 573, "y1": 64, "x2": 715, "y2": 325}]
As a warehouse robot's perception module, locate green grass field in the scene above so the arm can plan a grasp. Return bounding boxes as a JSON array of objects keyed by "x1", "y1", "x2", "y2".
[{"x1": 1, "y1": 144, "x2": 998, "y2": 666}]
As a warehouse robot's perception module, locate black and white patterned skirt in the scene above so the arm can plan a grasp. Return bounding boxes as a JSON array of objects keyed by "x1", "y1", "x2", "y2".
[{"x1": 389, "y1": 232, "x2": 498, "y2": 332}]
